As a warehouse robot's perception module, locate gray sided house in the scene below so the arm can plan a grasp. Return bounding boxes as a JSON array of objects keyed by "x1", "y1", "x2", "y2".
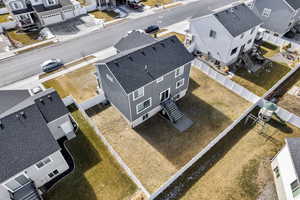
[
  {"x1": 96, "y1": 35, "x2": 194, "y2": 128},
  {"x1": 247, "y1": 0, "x2": 300, "y2": 36},
  {"x1": 271, "y1": 138, "x2": 300, "y2": 200},
  {"x1": 188, "y1": 3, "x2": 262, "y2": 66},
  {"x1": 3, "y1": 0, "x2": 79, "y2": 29},
  {"x1": 0, "y1": 88, "x2": 77, "y2": 200}
]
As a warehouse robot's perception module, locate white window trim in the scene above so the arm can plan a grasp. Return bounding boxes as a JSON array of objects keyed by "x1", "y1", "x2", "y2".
[
  {"x1": 35, "y1": 157, "x2": 52, "y2": 169},
  {"x1": 133, "y1": 87, "x2": 144, "y2": 101},
  {"x1": 160, "y1": 88, "x2": 170, "y2": 102},
  {"x1": 156, "y1": 76, "x2": 164, "y2": 83},
  {"x1": 262, "y1": 8, "x2": 271, "y2": 18},
  {"x1": 136, "y1": 98, "x2": 152, "y2": 114},
  {"x1": 176, "y1": 78, "x2": 185, "y2": 89},
  {"x1": 175, "y1": 65, "x2": 184, "y2": 78},
  {"x1": 3, "y1": 173, "x2": 29, "y2": 192}
]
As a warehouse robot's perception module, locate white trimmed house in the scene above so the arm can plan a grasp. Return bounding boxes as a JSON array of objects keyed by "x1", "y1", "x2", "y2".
[{"x1": 271, "y1": 138, "x2": 300, "y2": 200}]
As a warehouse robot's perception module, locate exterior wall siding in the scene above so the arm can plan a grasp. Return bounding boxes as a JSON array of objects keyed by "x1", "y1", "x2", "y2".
[
  {"x1": 0, "y1": 151, "x2": 69, "y2": 199},
  {"x1": 129, "y1": 63, "x2": 192, "y2": 122},
  {"x1": 96, "y1": 64, "x2": 131, "y2": 121},
  {"x1": 47, "y1": 114, "x2": 74, "y2": 140}
]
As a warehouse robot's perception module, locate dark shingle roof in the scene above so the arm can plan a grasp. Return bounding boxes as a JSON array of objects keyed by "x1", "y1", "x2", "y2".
[
  {"x1": 0, "y1": 88, "x2": 69, "y2": 182},
  {"x1": 214, "y1": 3, "x2": 262, "y2": 37},
  {"x1": 0, "y1": 104, "x2": 60, "y2": 183},
  {"x1": 285, "y1": 0, "x2": 300, "y2": 10},
  {"x1": 0, "y1": 90, "x2": 30, "y2": 114},
  {"x1": 114, "y1": 30, "x2": 157, "y2": 52},
  {"x1": 286, "y1": 138, "x2": 300, "y2": 179},
  {"x1": 100, "y1": 36, "x2": 194, "y2": 93}
]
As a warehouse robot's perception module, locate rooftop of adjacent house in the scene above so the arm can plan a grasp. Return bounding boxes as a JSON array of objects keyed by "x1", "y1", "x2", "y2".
[
  {"x1": 214, "y1": 3, "x2": 261, "y2": 37},
  {"x1": 286, "y1": 138, "x2": 300, "y2": 180},
  {"x1": 285, "y1": 0, "x2": 300, "y2": 10},
  {"x1": 114, "y1": 30, "x2": 157, "y2": 52},
  {"x1": 0, "y1": 90, "x2": 30, "y2": 114},
  {"x1": 0, "y1": 88, "x2": 68, "y2": 183},
  {"x1": 99, "y1": 35, "x2": 194, "y2": 94}
]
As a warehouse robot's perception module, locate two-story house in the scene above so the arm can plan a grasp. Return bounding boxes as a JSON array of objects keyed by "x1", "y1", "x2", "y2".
[
  {"x1": 271, "y1": 138, "x2": 300, "y2": 200},
  {"x1": 0, "y1": 88, "x2": 77, "y2": 200},
  {"x1": 247, "y1": 0, "x2": 300, "y2": 37},
  {"x1": 3, "y1": 0, "x2": 79, "y2": 29},
  {"x1": 96, "y1": 35, "x2": 194, "y2": 128},
  {"x1": 188, "y1": 3, "x2": 262, "y2": 66}
]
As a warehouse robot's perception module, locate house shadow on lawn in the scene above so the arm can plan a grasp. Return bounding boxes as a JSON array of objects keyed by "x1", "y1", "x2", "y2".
[{"x1": 134, "y1": 78, "x2": 234, "y2": 168}]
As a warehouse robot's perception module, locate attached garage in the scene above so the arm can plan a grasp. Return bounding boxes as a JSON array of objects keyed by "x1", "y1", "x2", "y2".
[
  {"x1": 63, "y1": 10, "x2": 75, "y2": 20},
  {"x1": 42, "y1": 14, "x2": 63, "y2": 26}
]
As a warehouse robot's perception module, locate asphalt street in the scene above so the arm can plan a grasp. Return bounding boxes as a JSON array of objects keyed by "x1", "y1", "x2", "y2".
[{"x1": 0, "y1": 0, "x2": 235, "y2": 87}]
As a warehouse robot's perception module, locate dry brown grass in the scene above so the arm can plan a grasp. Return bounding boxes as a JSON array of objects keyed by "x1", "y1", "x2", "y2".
[
  {"x1": 39, "y1": 56, "x2": 95, "y2": 79},
  {"x1": 16, "y1": 41, "x2": 55, "y2": 54},
  {"x1": 42, "y1": 64, "x2": 98, "y2": 103},
  {"x1": 6, "y1": 30, "x2": 41, "y2": 46},
  {"x1": 0, "y1": 13, "x2": 9, "y2": 23},
  {"x1": 159, "y1": 32, "x2": 185, "y2": 43},
  {"x1": 180, "y1": 121, "x2": 300, "y2": 200},
  {"x1": 87, "y1": 67, "x2": 251, "y2": 192},
  {"x1": 141, "y1": 0, "x2": 172, "y2": 7},
  {"x1": 90, "y1": 10, "x2": 119, "y2": 22}
]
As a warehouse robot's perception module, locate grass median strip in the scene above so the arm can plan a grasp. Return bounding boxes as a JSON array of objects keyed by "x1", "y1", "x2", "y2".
[{"x1": 44, "y1": 105, "x2": 137, "y2": 200}]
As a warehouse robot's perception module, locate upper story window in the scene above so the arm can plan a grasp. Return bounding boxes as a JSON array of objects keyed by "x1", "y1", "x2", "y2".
[
  {"x1": 36, "y1": 157, "x2": 51, "y2": 169},
  {"x1": 157, "y1": 76, "x2": 164, "y2": 83},
  {"x1": 133, "y1": 87, "x2": 144, "y2": 101},
  {"x1": 240, "y1": 33, "x2": 244, "y2": 39},
  {"x1": 209, "y1": 30, "x2": 216, "y2": 39},
  {"x1": 291, "y1": 180, "x2": 300, "y2": 193},
  {"x1": 262, "y1": 8, "x2": 272, "y2": 18},
  {"x1": 10, "y1": 1, "x2": 23, "y2": 10},
  {"x1": 231, "y1": 47, "x2": 238, "y2": 56},
  {"x1": 136, "y1": 98, "x2": 151, "y2": 114},
  {"x1": 250, "y1": 28, "x2": 255, "y2": 35},
  {"x1": 47, "y1": 0, "x2": 56, "y2": 5},
  {"x1": 273, "y1": 166, "x2": 280, "y2": 178},
  {"x1": 175, "y1": 66, "x2": 184, "y2": 78}
]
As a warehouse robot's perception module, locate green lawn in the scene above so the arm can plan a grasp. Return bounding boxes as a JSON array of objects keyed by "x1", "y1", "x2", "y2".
[
  {"x1": 44, "y1": 105, "x2": 137, "y2": 200},
  {"x1": 232, "y1": 62, "x2": 290, "y2": 96}
]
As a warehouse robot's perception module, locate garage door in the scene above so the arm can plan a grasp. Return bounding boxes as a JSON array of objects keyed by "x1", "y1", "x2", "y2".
[
  {"x1": 42, "y1": 14, "x2": 63, "y2": 26},
  {"x1": 63, "y1": 10, "x2": 75, "y2": 20}
]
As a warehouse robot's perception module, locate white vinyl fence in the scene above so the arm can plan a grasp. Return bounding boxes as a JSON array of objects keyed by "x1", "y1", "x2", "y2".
[
  {"x1": 194, "y1": 59, "x2": 260, "y2": 103},
  {"x1": 79, "y1": 91, "x2": 106, "y2": 110},
  {"x1": 262, "y1": 31, "x2": 300, "y2": 50}
]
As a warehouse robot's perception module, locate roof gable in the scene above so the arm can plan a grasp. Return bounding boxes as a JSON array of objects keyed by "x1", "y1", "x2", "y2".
[
  {"x1": 214, "y1": 3, "x2": 262, "y2": 37},
  {"x1": 100, "y1": 36, "x2": 194, "y2": 93}
]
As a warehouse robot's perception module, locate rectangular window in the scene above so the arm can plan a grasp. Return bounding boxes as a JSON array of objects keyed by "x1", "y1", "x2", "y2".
[
  {"x1": 36, "y1": 157, "x2": 52, "y2": 169},
  {"x1": 48, "y1": 0, "x2": 55, "y2": 5},
  {"x1": 156, "y1": 76, "x2": 164, "y2": 83},
  {"x1": 133, "y1": 87, "x2": 144, "y2": 101},
  {"x1": 176, "y1": 79, "x2": 184, "y2": 89},
  {"x1": 247, "y1": 39, "x2": 252, "y2": 44},
  {"x1": 136, "y1": 98, "x2": 151, "y2": 114},
  {"x1": 231, "y1": 47, "x2": 238, "y2": 56},
  {"x1": 291, "y1": 180, "x2": 300, "y2": 192},
  {"x1": 250, "y1": 28, "x2": 255, "y2": 35},
  {"x1": 273, "y1": 167, "x2": 280, "y2": 178},
  {"x1": 142, "y1": 113, "x2": 149, "y2": 120},
  {"x1": 4, "y1": 174, "x2": 30, "y2": 192},
  {"x1": 247, "y1": 1, "x2": 254, "y2": 9},
  {"x1": 175, "y1": 66, "x2": 184, "y2": 78},
  {"x1": 262, "y1": 8, "x2": 271, "y2": 17},
  {"x1": 106, "y1": 74, "x2": 114, "y2": 82},
  {"x1": 209, "y1": 30, "x2": 216, "y2": 38},
  {"x1": 240, "y1": 33, "x2": 244, "y2": 39}
]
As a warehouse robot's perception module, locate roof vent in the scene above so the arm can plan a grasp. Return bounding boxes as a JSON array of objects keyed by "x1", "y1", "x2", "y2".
[
  {"x1": 152, "y1": 47, "x2": 156, "y2": 51},
  {"x1": 114, "y1": 62, "x2": 119, "y2": 67},
  {"x1": 20, "y1": 111, "x2": 26, "y2": 119},
  {"x1": 16, "y1": 114, "x2": 20, "y2": 120},
  {"x1": 170, "y1": 39, "x2": 175, "y2": 43},
  {"x1": 128, "y1": 56, "x2": 133, "y2": 62},
  {"x1": 141, "y1": 51, "x2": 146, "y2": 56},
  {"x1": 48, "y1": 95, "x2": 52, "y2": 101},
  {"x1": 39, "y1": 98, "x2": 44, "y2": 104},
  {"x1": 0, "y1": 121, "x2": 3, "y2": 130},
  {"x1": 160, "y1": 43, "x2": 166, "y2": 48}
]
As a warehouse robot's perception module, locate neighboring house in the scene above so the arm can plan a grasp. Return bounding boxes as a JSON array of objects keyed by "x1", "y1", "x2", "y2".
[
  {"x1": 247, "y1": 0, "x2": 300, "y2": 36},
  {"x1": 96, "y1": 0, "x2": 125, "y2": 10},
  {"x1": 3, "y1": 0, "x2": 80, "y2": 29},
  {"x1": 271, "y1": 138, "x2": 300, "y2": 200},
  {"x1": 188, "y1": 3, "x2": 262, "y2": 66},
  {"x1": 96, "y1": 35, "x2": 194, "y2": 128},
  {"x1": 0, "y1": 88, "x2": 77, "y2": 200}
]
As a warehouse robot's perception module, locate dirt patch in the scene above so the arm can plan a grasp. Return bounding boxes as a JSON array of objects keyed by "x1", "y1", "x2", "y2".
[
  {"x1": 89, "y1": 67, "x2": 250, "y2": 192},
  {"x1": 42, "y1": 64, "x2": 98, "y2": 103}
]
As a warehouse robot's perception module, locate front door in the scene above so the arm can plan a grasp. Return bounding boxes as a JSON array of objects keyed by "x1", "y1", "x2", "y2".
[{"x1": 160, "y1": 89, "x2": 170, "y2": 102}]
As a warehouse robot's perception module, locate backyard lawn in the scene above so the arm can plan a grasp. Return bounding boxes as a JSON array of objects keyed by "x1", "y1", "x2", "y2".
[
  {"x1": 44, "y1": 106, "x2": 137, "y2": 200},
  {"x1": 43, "y1": 64, "x2": 98, "y2": 103},
  {"x1": 87, "y1": 67, "x2": 251, "y2": 192},
  {"x1": 179, "y1": 118, "x2": 300, "y2": 200},
  {"x1": 6, "y1": 30, "x2": 41, "y2": 46},
  {"x1": 232, "y1": 62, "x2": 290, "y2": 96},
  {"x1": 90, "y1": 10, "x2": 118, "y2": 22},
  {"x1": 0, "y1": 13, "x2": 9, "y2": 23}
]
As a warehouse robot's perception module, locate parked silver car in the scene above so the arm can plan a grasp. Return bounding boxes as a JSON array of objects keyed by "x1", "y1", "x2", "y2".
[{"x1": 41, "y1": 59, "x2": 63, "y2": 73}]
